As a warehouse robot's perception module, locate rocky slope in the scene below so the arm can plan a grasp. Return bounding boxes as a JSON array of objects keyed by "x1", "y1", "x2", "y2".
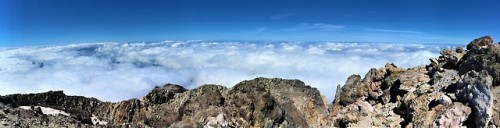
[{"x1": 0, "y1": 36, "x2": 499, "y2": 127}]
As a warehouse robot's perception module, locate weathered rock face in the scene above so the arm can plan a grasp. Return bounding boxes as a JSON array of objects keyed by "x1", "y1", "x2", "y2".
[
  {"x1": 435, "y1": 102, "x2": 471, "y2": 128},
  {"x1": 491, "y1": 86, "x2": 500, "y2": 127},
  {"x1": 1, "y1": 36, "x2": 499, "y2": 127},
  {"x1": 329, "y1": 36, "x2": 500, "y2": 128},
  {"x1": 458, "y1": 36, "x2": 500, "y2": 86},
  {"x1": 455, "y1": 70, "x2": 493, "y2": 127},
  {"x1": 0, "y1": 78, "x2": 329, "y2": 127},
  {"x1": 467, "y1": 36, "x2": 493, "y2": 51}
]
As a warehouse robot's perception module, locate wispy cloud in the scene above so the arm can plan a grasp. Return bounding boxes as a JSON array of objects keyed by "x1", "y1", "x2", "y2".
[
  {"x1": 242, "y1": 27, "x2": 267, "y2": 34},
  {"x1": 270, "y1": 13, "x2": 293, "y2": 20},
  {"x1": 367, "y1": 28, "x2": 423, "y2": 34},
  {"x1": 286, "y1": 23, "x2": 344, "y2": 31}
]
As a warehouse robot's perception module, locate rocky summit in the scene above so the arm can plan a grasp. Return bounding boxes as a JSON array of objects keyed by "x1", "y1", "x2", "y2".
[{"x1": 1, "y1": 36, "x2": 500, "y2": 128}]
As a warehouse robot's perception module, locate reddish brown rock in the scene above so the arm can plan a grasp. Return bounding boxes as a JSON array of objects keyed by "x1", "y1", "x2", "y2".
[{"x1": 435, "y1": 102, "x2": 471, "y2": 128}]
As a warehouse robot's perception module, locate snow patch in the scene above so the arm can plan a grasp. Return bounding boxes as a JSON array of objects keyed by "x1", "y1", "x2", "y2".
[
  {"x1": 18, "y1": 106, "x2": 70, "y2": 116},
  {"x1": 91, "y1": 115, "x2": 108, "y2": 125}
]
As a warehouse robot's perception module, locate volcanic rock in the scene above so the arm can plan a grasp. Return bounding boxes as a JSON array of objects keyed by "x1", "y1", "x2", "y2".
[
  {"x1": 1, "y1": 78, "x2": 329, "y2": 127},
  {"x1": 1, "y1": 36, "x2": 499, "y2": 127},
  {"x1": 455, "y1": 70, "x2": 494, "y2": 127},
  {"x1": 328, "y1": 36, "x2": 500, "y2": 128},
  {"x1": 435, "y1": 102, "x2": 471, "y2": 127},
  {"x1": 467, "y1": 36, "x2": 493, "y2": 52}
]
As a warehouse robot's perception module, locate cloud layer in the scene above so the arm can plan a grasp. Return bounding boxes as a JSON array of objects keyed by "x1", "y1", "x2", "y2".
[{"x1": 0, "y1": 41, "x2": 453, "y2": 102}]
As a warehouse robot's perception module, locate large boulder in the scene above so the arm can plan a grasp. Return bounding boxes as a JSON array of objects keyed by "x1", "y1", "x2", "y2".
[
  {"x1": 458, "y1": 36, "x2": 500, "y2": 86},
  {"x1": 141, "y1": 83, "x2": 187, "y2": 105},
  {"x1": 455, "y1": 70, "x2": 494, "y2": 127},
  {"x1": 336, "y1": 64, "x2": 405, "y2": 106},
  {"x1": 467, "y1": 36, "x2": 493, "y2": 52}
]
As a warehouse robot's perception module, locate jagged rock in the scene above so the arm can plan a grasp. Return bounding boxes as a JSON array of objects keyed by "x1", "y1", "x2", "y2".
[
  {"x1": 328, "y1": 36, "x2": 499, "y2": 128},
  {"x1": 456, "y1": 46, "x2": 465, "y2": 53},
  {"x1": 330, "y1": 100, "x2": 403, "y2": 127},
  {"x1": 0, "y1": 102, "x2": 92, "y2": 127},
  {"x1": 0, "y1": 78, "x2": 328, "y2": 127},
  {"x1": 337, "y1": 64, "x2": 404, "y2": 106},
  {"x1": 430, "y1": 69, "x2": 460, "y2": 91},
  {"x1": 485, "y1": 44, "x2": 500, "y2": 86},
  {"x1": 337, "y1": 74, "x2": 362, "y2": 105},
  {"x1": 398, "y1": 67, "x2": 430, "y2": 92},
  {"x1": 333, "y1": 84, "x2": 342, "y2": 104},
  {"x1": 363, "y1": 68, "x2": 387, "y2": 100},
  {"x1": 373, "y1": 103, "x2": 402, "y2": 127},
  {"x1": 399, "y1": 90, "x2": 443, "y2": 127},
  {"x1": 141, "y1": 83, "x2": 187, "y2": 105},
  {"x1": 227, "y1": 78, "x2": 328, "y2": 127},
  {"x1": 330, "y1": 100, "x2": 374, "y2": 127},
  {"x1": 458, "y1": 37, "x2": 500, "y2": 86},
  {"x1": 435, "y1": 102, "x2": 471, "y2": 127},
  {"x1": 0, "y1": 91, "x2": 112, "y2": 125},
  {"x1": 467, "y1": 36, "x2": 493, "y2": 52},
  {"x1": 429, "y1": 47, "x2": 466, "y2": 72},
  {"x1": 490, "y1": 86, "x2": 500, "y2": 127},
  {"x1": 456, "y1": 70, "x2": 494, "y2": 127}
]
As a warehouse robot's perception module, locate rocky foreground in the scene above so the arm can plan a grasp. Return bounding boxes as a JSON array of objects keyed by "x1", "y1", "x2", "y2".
[{"x1": 1, "y1": 36, "x2": 499, "y2": 127}]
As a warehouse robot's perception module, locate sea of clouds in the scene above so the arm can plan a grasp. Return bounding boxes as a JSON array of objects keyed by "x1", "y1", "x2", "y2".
[{"x1": 0, "y1": 41, "x2": 457, "y2": 102}]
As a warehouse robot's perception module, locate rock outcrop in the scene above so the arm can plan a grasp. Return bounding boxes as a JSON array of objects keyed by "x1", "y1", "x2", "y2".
[
  {"x1": 0, "y1": 78, "x2": 329, "y2": 127},
  {"x1": 0, "y1": 36, "x2": 499, "y2": 127},
  {"x1": 329, "y1": 36, "x2": 499, "y2": 128}
]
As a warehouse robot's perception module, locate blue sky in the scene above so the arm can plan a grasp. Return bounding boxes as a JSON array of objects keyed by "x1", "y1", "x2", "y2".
[{"x1": 1, "y1": 0, "x2": 499, "y2": 46}]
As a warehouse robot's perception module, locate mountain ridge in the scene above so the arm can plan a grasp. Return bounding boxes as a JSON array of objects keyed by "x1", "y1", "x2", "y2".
[{"x1": 0, "y1": 36, "x2": 499, "y2": 127}]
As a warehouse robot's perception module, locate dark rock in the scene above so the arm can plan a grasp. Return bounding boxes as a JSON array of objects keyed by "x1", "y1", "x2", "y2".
[
  {"x1": 458, "y1": 38, "x2": 500, "y2": 86},
  {"x1": 141, "y1": 83, "x2": 187, "y2": 105},
  {"x1": 338, "y1": 74, "x2": 362, "y2": 105},
  {"x1": 467, "y1": 36, "x2": 493, "y2": 51}
]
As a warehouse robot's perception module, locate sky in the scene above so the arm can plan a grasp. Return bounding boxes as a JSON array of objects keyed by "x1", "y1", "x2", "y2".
[
  {"x1": 1, "y1": 0, "x2": 499, "y2": 46},
  {"x1": 0, "y1": 0, "x2": 495, "y2": 102}
]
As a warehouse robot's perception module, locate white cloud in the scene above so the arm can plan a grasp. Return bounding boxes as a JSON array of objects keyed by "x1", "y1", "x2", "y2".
[
  {"x1": 286, "y1": 23, "x2": 344, "y2": 31},
  {"x1": 0, "y1": 41, "x2": 451, "y2": 102}
]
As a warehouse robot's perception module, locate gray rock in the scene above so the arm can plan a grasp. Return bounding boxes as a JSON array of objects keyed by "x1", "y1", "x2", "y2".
[
  {"x1": 430, "y1": 69, "x2": 460, "y2": 91},
  {"x1": 490, "y1": 86, "x2": 500, "y2": 127},
  {"x1": 456, "y1": 70, "x2": 494, "y2": 127}
]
